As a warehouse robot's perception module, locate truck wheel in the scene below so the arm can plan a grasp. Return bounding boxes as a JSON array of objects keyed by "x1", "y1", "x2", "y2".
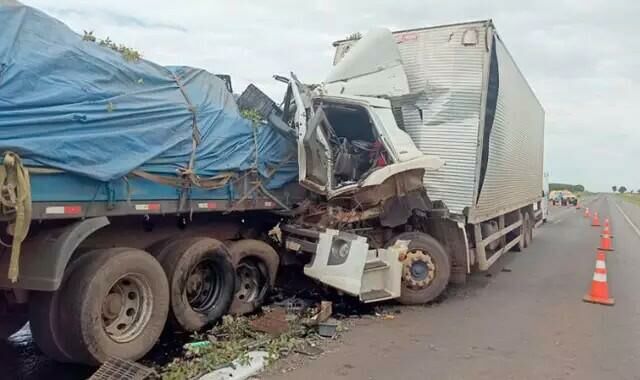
[
  {"x1": 228, "y1": 240, "x2": 279, "y2": 315},
  {"x1": 157, "y1": 238, "x2": 235, "y2": 331},
  {"x1": 512, "y1": 212, "x2": 533, "y2": 252},
  {"x1": 59, "y1": 248, "x2": 169, "y2": 365},
  {"x1": 0, "y1": 292, "x2": 27, "y2": 340},
  {"x1": 387, "y1": 232, "x2": 451, "y2": 305},
  {"x1": 29, "y1": 250, "x2": 101, "y2": 362}
]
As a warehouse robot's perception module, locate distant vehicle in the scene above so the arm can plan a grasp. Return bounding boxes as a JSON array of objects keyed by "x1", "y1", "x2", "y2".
[{"x1": 550, "y1": 190, "x2": 577, "y2": 206}]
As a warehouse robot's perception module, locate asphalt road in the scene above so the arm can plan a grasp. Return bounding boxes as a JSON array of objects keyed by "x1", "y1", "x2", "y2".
[
  {"x1": 267, "y1": 195, "x2": 640, "y2": 380},
  {"x1": 3, "y1": 195, "x2": 640, "y2": 379}
]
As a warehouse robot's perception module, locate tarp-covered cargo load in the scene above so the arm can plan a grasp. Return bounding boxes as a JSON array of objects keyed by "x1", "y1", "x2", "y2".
[{"x1": 0, "y1": 1, "x2": 297, "y2": 191}]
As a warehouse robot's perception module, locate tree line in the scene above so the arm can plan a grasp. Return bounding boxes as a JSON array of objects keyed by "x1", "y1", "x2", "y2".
[
  {"x1": 612, "y1": 186, "x2": 638, "y2": 194},
  {"x1": 549, "y1": 183, "x2": 585, "y2": 193}
]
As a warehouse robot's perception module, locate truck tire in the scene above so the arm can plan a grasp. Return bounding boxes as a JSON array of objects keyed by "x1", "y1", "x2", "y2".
[
  {"x1": 29, "y1": 250, "x2": 102, "y2": 362},
  {"x1": 157, "y1": 238, "x2": 235, "y2": 332},
  {"x1": 59, "y1": 248, "x2": 169, "y2": 365},
  {"x1": 512, "y1": 212, "x2": 533, "y2": 252},
  {"x1": 0, "y1": 292, "x2": 27, "y2": 340},
  {"x1": 386, "y1": 232, "x2": 451, "y2": 305},
  {"x1": 523, "y1": 212, "x2": 533, "y2": 248},
  {"x1": 228, "y1": 240, "x2": 279, "y2": 315}
]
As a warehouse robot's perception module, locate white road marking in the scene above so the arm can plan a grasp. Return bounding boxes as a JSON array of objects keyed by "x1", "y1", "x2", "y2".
[{"x1": 614, "y1": 201, "x2": 640, "y2": 239}]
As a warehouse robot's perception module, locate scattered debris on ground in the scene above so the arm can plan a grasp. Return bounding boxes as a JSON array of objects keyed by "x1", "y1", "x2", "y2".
[
  {"x1": 249, "y1": 307, "x2": 290, "y2": 336},
  {"x1": 317, "y1": 318, "x2": 339, "y2": 337},
  {"x1": 158, "y1": 272, "x2": 390, "y2": 380},
  {"x1": 160, "y1": 309, "x2": 333, "y2": 380}
]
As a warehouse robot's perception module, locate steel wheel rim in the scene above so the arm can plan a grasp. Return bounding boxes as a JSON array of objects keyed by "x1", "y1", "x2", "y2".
[
  {"x1": 102, "y1": 273, "x2": 153, "y2": 343},
  {"x1": 402, "y1": 249, "x2": 436, "y2": 289},
  {"x1": 186, "y1": 259, "x2": 222, "y2": 312},
  {"x1": 235, "y1": 261, "x2": 264, "y2": 303}
]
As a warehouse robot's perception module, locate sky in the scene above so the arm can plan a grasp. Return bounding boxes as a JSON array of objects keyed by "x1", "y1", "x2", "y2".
[{"x1": 21, "y1": 0, "x2": 640, "y2": 192}]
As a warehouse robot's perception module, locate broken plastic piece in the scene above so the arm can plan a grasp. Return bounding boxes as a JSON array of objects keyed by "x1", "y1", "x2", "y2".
[
  {"x1": 199, "y1": 351, "x2": 268, "y2": 380},
  {"x1": 318, "y1": 318, "x2": 339, "y2": 337}
]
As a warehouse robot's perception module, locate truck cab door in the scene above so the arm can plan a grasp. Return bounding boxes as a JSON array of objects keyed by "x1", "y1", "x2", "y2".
[{"x1": 288, "y1": 75, "x2": 333, "y2": 195}]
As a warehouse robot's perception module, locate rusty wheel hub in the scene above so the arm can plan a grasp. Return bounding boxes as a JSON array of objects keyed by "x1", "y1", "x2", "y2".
[{"x1": 402, "y1": 250, "x2": 436, "y2": 289}]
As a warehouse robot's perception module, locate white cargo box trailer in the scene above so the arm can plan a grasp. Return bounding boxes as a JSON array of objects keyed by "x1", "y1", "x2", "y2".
[
  {"x1": 332, "y1": 20, "x2": 545, "y2": 225},
  {"x1": 280, "y1": 21, "x2": 545, "y2": 305}
]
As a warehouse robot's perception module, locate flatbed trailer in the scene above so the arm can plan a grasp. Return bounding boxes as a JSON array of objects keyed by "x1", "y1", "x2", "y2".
[{"x1": 0, "y1": 2, "x2": 304, "y2": 365}]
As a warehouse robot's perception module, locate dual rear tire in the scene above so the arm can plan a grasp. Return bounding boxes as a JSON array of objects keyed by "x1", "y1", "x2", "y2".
[
  {"x1": 150, "y1": 238, "x2": 235, "y2": 332},
  {"x1": 31, "y1": 248, "x2": 169, "y2": 364},
  {"x1": 29, "y1": 237, "x2": 239, "y2": 365}
]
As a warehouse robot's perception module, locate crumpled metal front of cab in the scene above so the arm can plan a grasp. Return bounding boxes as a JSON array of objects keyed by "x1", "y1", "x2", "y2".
[{"x1": 0, "y1": 2, "x2": 297, "y2": 202}]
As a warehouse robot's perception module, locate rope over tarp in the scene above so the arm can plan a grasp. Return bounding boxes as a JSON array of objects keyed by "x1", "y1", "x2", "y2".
[{"x1": 0, "y1": 152, "x2": 32, "y2": 282}]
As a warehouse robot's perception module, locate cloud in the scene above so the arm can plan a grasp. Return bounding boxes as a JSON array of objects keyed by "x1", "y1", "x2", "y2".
[
  {"x1": 19, "y1": 0, "x2": 640, "y2": 191},
  {"x1": 43, "y1": 7, "x2": 188, "y2": 32}
]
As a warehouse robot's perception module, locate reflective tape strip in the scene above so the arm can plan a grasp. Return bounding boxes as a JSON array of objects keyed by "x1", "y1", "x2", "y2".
[
  {"x1": 264, "y1": 201, "x2": 274, "y2": 207},
  {"x1": 135, "y1": 204, "x2": 160, "y2": 211},
  {"x1": 593, "y1": 272, "x2": 607, "y2": 282},
  {"x1": 46, "y1": 206, "x2": 81, "y2": 215},
  {"x1": 595, "y1": 260, "x2": 606, "y2": 269},
  {"x1": 197, "y1": 202, "x2": 217, "y2": 209}
]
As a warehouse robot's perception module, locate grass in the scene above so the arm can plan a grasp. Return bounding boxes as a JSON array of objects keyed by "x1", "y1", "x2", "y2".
[{"x1": 619, "y1": 193, "x2": 640, "y2": 207}]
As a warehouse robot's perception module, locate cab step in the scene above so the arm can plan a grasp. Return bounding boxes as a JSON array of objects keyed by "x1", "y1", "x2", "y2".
[
  {"x1": 364, "y1": 260, "x2": 389, "y2": 272},
  {"x1": 361, "y1": 289, "x2": 394, "y2": 303}
]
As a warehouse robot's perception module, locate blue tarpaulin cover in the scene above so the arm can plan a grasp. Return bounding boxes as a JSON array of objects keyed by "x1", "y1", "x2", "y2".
[{"x1": 0, "y1": 1, "x2": 297, "y2": 193}]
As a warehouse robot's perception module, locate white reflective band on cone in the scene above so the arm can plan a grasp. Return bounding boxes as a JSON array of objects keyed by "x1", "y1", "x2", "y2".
[
  {"x1": 593, "y1": 272, "x2": 607, "y2": 282},
  {"x1": 595, "y1": 261, "x2": 606, "y2": 269}
]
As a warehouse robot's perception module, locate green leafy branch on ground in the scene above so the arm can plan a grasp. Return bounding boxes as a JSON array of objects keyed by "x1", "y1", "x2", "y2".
[
  {"x1": 83, "y1": 30, "x2": 141, "y2": 62},
  {"x1": 160, "y1": 315, "x2": 319, "y2": 380}
]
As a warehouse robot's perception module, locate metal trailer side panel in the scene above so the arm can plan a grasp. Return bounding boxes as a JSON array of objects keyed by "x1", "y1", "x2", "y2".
[
  {"x1": 394, "y1": 23, "x2": 487, "y2": 216},
  {"x1": 467, "y1": 33, "x2": 545, "y2": 223},
  {"x1": 334, "y1": 22, "x2": 488, "y2": 216}
]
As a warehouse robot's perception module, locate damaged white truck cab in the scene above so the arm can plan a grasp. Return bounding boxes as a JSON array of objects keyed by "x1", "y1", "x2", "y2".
[
  {"x1": 282, "y1": 22, "x2": 545, "y2": 305},
  {"x1": 289, "y1": 76, "x2": 443, "y2": 198},
  {"x1": 283, "y1": 71, "x2": 445, "y2": 303}
]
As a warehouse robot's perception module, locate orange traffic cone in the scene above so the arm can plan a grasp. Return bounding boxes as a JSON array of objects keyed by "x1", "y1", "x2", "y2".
[
  {"x1": 583, "y1": 251, "x2": 614, "y2": 306},
  {"x1": 599, "y1": 232, "x2": 614, "y2": 251},
  {"x1": 576, "y1": 203, "x2": 581, "y2": 210},
  {"x1": 591, "y1": 211, "x2": 601, "y2": 227},
  {"x1": 602, "y1": 219, "x2": 613, "y2": 236},
  {"x1": 584, "y1": 208, "x2": 590, "y2": 218}
]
